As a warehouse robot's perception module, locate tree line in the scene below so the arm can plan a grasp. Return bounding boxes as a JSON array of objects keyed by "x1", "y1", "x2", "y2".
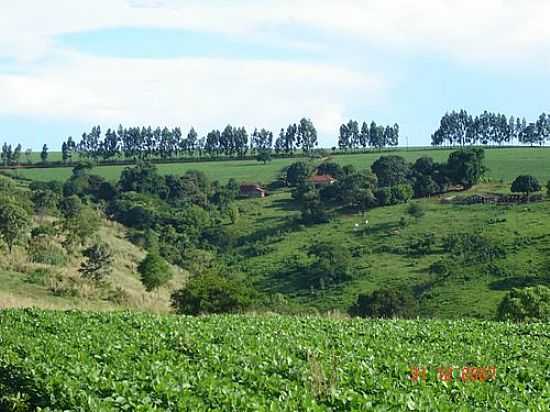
[
  {"x1": 58, "y1": 118, "x2": 319, "y2": 163},
  {"x1": 431, "y1": 110, "x2": 550, "y2": 147},
  {"x1": 338, "y1": 120, "x2": 399, "y2": 150}
]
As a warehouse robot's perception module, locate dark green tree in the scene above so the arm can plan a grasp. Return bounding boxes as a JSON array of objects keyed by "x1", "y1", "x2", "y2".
[
  {"x1": 40, "y1": 144, "x2": 49, "y2": 163},
  {"x1": 446, "y1": 148, "x2": 486, "y2": 189},
  {"x1": 286, "y1": 161, "x2": 314, "y2": 186},
  {"x1": 349, "y1": 288, "x2": 417, "y2": 319},
  {"x1": 138, "y1": 253, "x2": 173, "y2": 292},
  {"x1": 371, "y1": 155, "x2": 410, "y2": 187},
  {"x1": 511, "y1": 175, "x2": 541, "y2": 197}
]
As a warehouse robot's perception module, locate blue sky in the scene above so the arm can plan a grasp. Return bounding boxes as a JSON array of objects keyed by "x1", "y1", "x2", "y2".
[{"x1": 0, "y1": 0, "x2": 549, "y2": 151}]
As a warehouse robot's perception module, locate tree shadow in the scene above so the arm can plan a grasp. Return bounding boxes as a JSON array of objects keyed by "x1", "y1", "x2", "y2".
[
  {"x1": 236, "y1": 218, "x2": 298, "y2": 246},
  {"x1": 266, "y1": 197, "x2": 299, "y2": 212},
  {"x1": 488, "y1": 275, "x2": 550, "y2": 291}
]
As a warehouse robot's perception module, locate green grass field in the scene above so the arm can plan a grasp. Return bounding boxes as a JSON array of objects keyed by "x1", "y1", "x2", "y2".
[
  {"x1": 7, "y1": 148, "x2": 550, "y2": 184},
  {"x1": 1, "y1": 310, "x2": 548, "y2": 411},
  {"x1": 227, "y1": 183, "x2": 550, "y2": 318}
]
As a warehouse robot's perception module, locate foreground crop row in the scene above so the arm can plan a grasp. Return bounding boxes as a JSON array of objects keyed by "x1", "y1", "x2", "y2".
[{"x1": 0, "y1": 310, "x2": 548, "y2": 411}]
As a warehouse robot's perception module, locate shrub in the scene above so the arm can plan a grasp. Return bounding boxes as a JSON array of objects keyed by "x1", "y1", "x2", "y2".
[
  {"x1": 349, "y1": 288, "x2": 416, "y2": 319},
  {"x1": 442, "y1": 233, "x2": 506, "y2": 263},
  {"x1": 406, "y1": 202, "x2": 425, "y2": 220},
  {"x1": 391, "y1": 184, "x2": 413, "y2": 203},
  {"x1": 171, "y1": 273, "x2": 254, "y2": 315},
  {"x1": 27, "y1": 237, "x2": 67, "y2": 266},
  {"x1": 375, "y1": 187, "x2": 393, "y2": 206},
  {"x1": 406, "y1": 233, "x2": 436, "y2": 255},
  {"x1": 79, "y1": 243, "x2": 113, "y2": 283},
  {"x1": 496, "y1": 286, "x2": 550, "y2": 322}
]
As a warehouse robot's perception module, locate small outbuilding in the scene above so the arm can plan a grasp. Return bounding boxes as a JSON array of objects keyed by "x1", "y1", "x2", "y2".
[{"x1": 239, "y1": 183, "x2": 267, "y2": 198}]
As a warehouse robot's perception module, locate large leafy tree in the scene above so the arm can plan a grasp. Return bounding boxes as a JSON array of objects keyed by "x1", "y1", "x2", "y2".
[
  {"x1": 138, "y1": 253, "x2": 173, "y2": 292},
  {"x1": 307, "y1": 240, "x2": 352, "y2": 288},
  {"x1": 446, "y1": 148, "x2": 486, "y2": 189},
  {"x1": 371, "y1": 155, "x2": 411, "y2": 187},
  {"x1": 285, "y1": 161, "x2": 314, "y2": 186}
]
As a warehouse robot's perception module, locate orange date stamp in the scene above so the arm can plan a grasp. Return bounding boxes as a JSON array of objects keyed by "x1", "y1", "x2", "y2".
[{"x1": 410, "y1": 366, "x2": 496, "y2": 383}]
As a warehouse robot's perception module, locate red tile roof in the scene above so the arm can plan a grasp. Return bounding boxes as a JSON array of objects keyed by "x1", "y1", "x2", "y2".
[{"x1": 307, "y1": 175, "x2": 336, "y2": 183}]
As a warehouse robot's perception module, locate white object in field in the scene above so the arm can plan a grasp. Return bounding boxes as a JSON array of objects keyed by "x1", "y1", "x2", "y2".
[{"x1": 365, "y1": 220, "x2": 369, "y2": 225}]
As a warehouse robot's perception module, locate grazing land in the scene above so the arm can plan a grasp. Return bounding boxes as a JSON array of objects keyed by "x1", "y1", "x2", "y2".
[
  {"x1": 6, "y1": 147, "x2": 550, "y2": 183},
  {"x1": 228, "y1": 184, "x2": 550, "y2": 318},
  {"x1": 1, "y1": 310, "x2": 548, "y2": 411}
]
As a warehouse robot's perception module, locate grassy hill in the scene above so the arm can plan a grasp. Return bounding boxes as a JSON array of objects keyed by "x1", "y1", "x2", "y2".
[
  {"x1": 7, "y1": 147, "x2": 550, "y2": 183},
  {"x1": 0, "y1": 218, "x2": 187, "y2": 312},
  {"x1": 1, "y1": 310, "x2": 548, "y2": 411}
]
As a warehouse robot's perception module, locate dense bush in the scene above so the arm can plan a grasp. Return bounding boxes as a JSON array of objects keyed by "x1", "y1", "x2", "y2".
[
  {"x1": 442, "y1": 232, "x2": 506, "y2": 263},
  {"x1": 511, "y1": 175, "x2": 541, "y2": 196},
  {"x1": 375, "y1": 184, "x2": 413, "y2": 206},
  {"x1": 349, "y1": 288, "x2": 417, "y2": 319},
  {"x1": 390, "y1": 184, "x2": 413, "y2": 203},
  {"x1": 27, "y1": 237, "x2": 67, "y2": 266},
  {"x1": 171, "y1": 273, "x2": 253, "y2": 315},
  {"x1": 406, "y1": 202, "x2": 425, "y2": 220},
  {"x1": 497, "y1": 286, "x2": 550, "y2": 322}
]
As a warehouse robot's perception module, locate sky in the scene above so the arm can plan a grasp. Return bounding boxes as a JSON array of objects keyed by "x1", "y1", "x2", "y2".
[{"x1": 1, "y1": 0, "x2": 549, "y2": 150}]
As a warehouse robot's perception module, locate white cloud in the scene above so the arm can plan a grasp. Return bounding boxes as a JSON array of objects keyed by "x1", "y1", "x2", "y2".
[
  {"x1": 0, "y1": 52, "x2": 384, "y2": 144},
  {"x1": 1, "y1": 0, "x2": 549, "y2": 143},
  {"x1": 2, "y1": 1, "x2": 550, "y2": 65}
]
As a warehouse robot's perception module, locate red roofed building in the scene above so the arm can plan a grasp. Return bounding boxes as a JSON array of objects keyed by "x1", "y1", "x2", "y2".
[
  {"x1": 306, "y1": 175, "x2": 337, "y2": 186},
  {"x1": 239, "y1": 183, "x2": 267, "y2": 198}
]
